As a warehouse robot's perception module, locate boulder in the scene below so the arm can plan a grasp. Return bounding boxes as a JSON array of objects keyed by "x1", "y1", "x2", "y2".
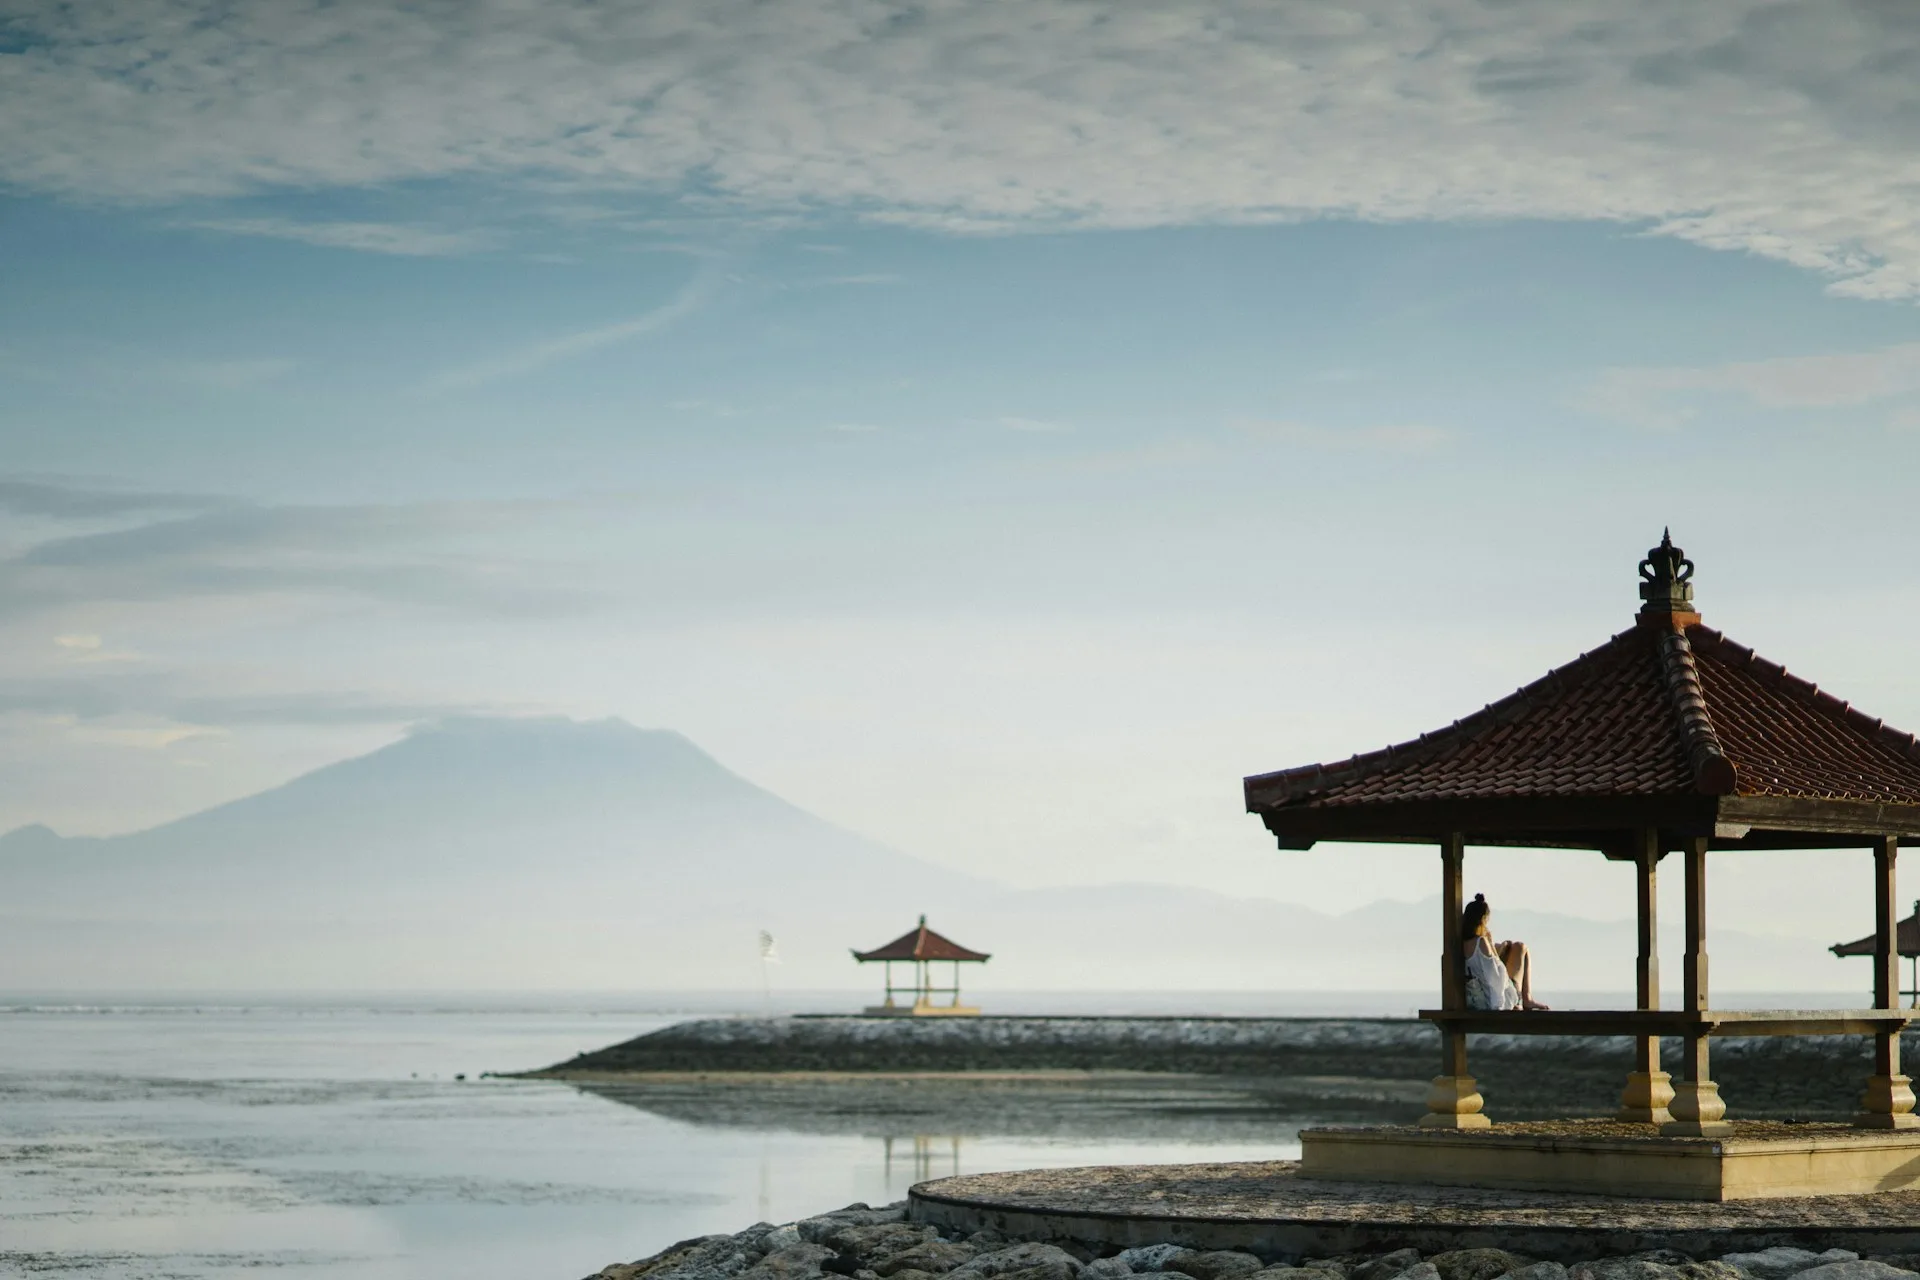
[
  {"x1": 1083, "y1": 1261, "x2": 1133, "y2": 1280},
  {"x1": 1673, "y1": 1265, "x2": 1747, "y2": 1280},
  {"x1": 1719, "y1": 1253, "x2": 1857, "y2": 1280},
  {"x1": 828, "y1": 1225, "x2": 937, "y2": 1263},
  {"x1": 1500, "y1": 1265, "x2": 1566, "y2": 1280},
  {"x1": 1120, "y1": 1249, "x2": 1194, "y2": 1274},
  {"x1": 1181, "y1": 1254, "x2": 1265, "y2": 1280},
  {"x1": 597, "y1": 1234, "x2": 758, "y2": 1280},
  {"x1": 759, "y1": 1230, "x2": 804, "y2": 1257},
  {"x1": 1432, "y1": 1252, "x2": 1531, "y2": 1280},
  {"x1": 876, "y1": 1242, "x2": 980, "y2": 1277},
  {"x1": 1397, "y1": 1265, "x2": 1442, "y2": 1280},
  {"x1": 1792, "y1": 1264, "x2": 1919, "y2": 1280},
  {"x1": 1570, "y1": 1261, "x2": 1685, "y2": 1280},
  {"x1": 1352, "y1": 1253, "x2": 1425, "y2": 1280},
  {"x1": 949, "y1": 1243, "x2": 1084, "y2": 1280},
  {"x1": 1252, "y1": 1270, "x2": 1349, "y2": 1280},
  {"x1": 743, "y1": 1244, "x2": 838, "y2": 1280}
]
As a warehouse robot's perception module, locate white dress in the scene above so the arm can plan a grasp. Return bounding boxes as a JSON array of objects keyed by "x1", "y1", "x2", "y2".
[{"x1": 1465, "y1": 938, "x2": 1522, "y2": 1011}]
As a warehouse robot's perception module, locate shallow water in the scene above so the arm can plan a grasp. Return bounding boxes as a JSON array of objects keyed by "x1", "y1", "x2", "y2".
[{"x1": 0, "y1": 994, "x2": 1321, "y2": 1280}]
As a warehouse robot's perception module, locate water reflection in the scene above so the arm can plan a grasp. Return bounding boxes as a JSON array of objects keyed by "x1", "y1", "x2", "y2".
[{"x1": 883, "y1": 1134, "x2": 964, "y2": 1187}]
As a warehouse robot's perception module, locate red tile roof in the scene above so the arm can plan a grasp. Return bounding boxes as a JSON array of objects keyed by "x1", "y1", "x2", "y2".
[
  {"x1": 852, "y1": 917, "x2": 991, "y2": 963},
  {"x1": 1245, "y1": 617, "x2": 1920, "y2": 814}
]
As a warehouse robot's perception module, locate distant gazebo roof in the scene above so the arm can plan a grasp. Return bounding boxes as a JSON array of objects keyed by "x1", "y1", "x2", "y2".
[
  {"x1": 853, "y1": 915, "x2": 991, "y2": 963},
  {"x1": 1245, "y1": 531, "x2": 1920, "y2": 852},
  {"x1": 1834, "y1": 904, "x2": 1920, "y2": 958}
]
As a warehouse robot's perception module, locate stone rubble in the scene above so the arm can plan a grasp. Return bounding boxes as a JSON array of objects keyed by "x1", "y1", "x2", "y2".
[{"x1": 583, "y1": 1203, "x2": 1920, "y2": 1280}]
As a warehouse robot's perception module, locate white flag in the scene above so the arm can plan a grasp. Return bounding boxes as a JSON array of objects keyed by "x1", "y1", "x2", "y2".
[{"x1": 758, "y1": 930, "x2": 780, "y2": 964}]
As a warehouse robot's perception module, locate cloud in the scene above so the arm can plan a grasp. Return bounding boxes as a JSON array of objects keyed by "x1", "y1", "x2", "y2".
[
  {"x1": 1584, "y1": 341, "x2": 1920, "y2": 428},
  {"x1": 184, "y1": 218, "x2": 499, "y2": 256},
  {"x1": 421, "y1": 263, "x2": 722, "y2": 391},
  {"x1": 997, "y1": 416, "x2": 1071, "y2": 433},
  {"x1": 0, "y1": 480, "x2": 595, "y2": 620},
  {"x1": 2, "y1": 2, "x2": 1918, "y2": 293},
  {"x1": 0, "y1": 674, "x2": 485, "y2": 728},
  {"x1": 0, "y1": 479, "x2": 230, "y2": 520}
]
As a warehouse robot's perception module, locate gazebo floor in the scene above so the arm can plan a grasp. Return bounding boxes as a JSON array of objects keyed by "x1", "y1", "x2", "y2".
[
  {"x1": 1302, "y1": 1119, "x2": 1920, "y2": 1201},
  {"x1": 909, "y1": 1151, "x2": 1920, "y2": 1261}
]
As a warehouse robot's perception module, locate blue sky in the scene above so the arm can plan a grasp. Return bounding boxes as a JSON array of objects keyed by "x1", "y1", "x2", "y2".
[{"x1": 6, "y1": 0, "x2": 1920, "y2": 943}]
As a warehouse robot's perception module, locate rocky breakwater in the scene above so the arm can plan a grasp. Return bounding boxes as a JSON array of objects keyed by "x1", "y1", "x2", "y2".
[
  {"x1": 586, "y1": 1202, "x2": 1920, "y2": 1280},
  {"x1": 539, "y1": 1017, "x2": 1912, "y2": 1122}
]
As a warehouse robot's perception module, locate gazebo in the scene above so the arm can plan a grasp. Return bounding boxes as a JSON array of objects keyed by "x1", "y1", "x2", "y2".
[
  {"x1": 1833, "y1": 902, "x2": 1920, "y2": 1008},
  {"x1": 853, "y1": 915, "x2": 990, "y2": 1017},
  {"x1": 1243, "y1": 534, "x2": 1920, "y2": 1197}
]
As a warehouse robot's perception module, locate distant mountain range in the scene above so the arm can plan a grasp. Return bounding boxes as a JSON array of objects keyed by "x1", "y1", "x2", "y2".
[{"x1": 0, "y1": 716, "x2": 1858, "y2": 995}]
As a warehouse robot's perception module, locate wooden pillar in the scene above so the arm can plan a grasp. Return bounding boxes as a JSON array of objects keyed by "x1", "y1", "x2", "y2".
[
  {"x1": 1663, "y1": 835, "x2": 1731, "y2": 1136},
  {"x1": 1619, "y1": 828, "x2": 1675, "y2": 1124},
  {"x1": 1420, "y1": 832, "x2": 1490, "y2": 1129},
  {"x1": 1857, "y1": 836, "x2": 1918, "y2": 1129}
]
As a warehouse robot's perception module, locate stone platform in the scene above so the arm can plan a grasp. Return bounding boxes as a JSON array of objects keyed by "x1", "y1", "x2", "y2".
[
  {"x1": 1302, "y1": 1120, "x2": 1920, "y2": 1201},
  {"x1": 907, "y1": 1160, "x2": 1920, "y2": 1262}
]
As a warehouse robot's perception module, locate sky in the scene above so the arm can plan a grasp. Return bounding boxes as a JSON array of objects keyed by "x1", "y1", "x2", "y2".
[{"x1": 6, "y1": 0, "x2": 1920, "y2": 938}]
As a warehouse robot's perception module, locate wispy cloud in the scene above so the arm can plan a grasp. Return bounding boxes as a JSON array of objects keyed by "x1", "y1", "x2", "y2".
[
  {"x1": 997, "y1": 416, "x2": 1071, "y2": 434},
  {"x1": 0, "y1": 480, "x2": 595, "y2": 621},
  {"x1": 0, "y1": 673, "x2": 487, "y2": 729},
  {"x1": 0, "y1": 479, "x2": 230, "y2": 520},
  {"x1": 420, "y1": 265, "x2": 723, "y2": 392},
  {"x1": 1583, "y1": 341, "x2": 1920, "y2": 429},
  {"x1": 3, "y1": 2, "x2": 1919, "y2": 292},
  {"x1": 186, "y1": 218, "x2": 500, "y2": 256}
]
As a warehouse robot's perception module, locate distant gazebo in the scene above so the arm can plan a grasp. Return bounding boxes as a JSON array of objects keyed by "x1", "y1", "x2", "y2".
[
  {"x1": 1244, "y1": 533, "x2": 1920, "y2": 1198},
  {"x1": 1833, "y1": 902, "x2": 1920, "y2": 1008},
  {"x1": 853, "y1": 916, "x2": 990, "y2": 1017}
]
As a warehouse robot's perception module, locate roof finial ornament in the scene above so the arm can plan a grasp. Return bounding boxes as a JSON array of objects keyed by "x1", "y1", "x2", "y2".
[{"x1": 1638, "y1": 528, "x2": 1697, "y2": 619}]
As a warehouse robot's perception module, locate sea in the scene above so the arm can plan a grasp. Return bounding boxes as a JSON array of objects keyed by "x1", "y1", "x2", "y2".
[
  {"x1": 0, "y1": 990, "x2": 1429, "y2": 1280},
  {"x1": 1, "y1": 989, "x2": 1865, "y2": 1280}
]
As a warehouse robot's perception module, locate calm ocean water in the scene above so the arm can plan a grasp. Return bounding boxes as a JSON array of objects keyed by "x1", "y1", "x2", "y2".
[
  {"x1": 0, "y1": 989, "x2": 1861, "y2": 1280},
  {"x1": 0, "y1": 991, "x2": 1380, "y2": 1280}
]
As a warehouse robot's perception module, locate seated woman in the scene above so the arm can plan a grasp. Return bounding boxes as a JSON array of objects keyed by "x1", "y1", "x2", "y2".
[{"x1": 1462, "y1": 893, "x2": 1549, "y2": 1011}]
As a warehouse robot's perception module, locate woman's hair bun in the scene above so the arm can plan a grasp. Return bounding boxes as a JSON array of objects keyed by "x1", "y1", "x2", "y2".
[{"x1": 1473, "y1": 893, "x2": 1486, "y2": 903}]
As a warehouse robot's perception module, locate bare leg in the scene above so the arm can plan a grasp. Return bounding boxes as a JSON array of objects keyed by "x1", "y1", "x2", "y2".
[{"x1": 1499, "y1": 941, "x2": 1549, "y2": 1010}]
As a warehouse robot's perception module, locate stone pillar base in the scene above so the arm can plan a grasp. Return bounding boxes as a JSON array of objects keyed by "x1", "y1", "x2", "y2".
[
  {"x1": 1662, "y1": 1078, "x2": 1732, "y2": 1137},
  {"x1": 1855, "y1": 1075, "x2": 1920, "y2": 1129},
  {"x1": 1418, "y1": 1075, "x2": 1491, "y2": 1129},
  {"x1": 1617, "y1": 1070, "x2": 1675, "y2": 1126}
]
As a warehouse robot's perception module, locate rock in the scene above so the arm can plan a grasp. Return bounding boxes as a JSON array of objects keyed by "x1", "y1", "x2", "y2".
[
  {"x1": 1432, "y1": 1252, "x2": 1531, "y2": 1280},
  {"x1": 743, "y1": 1244, "x2": 838, "y2": 1280},
  {"x1": 1300, "y1": 1263, "x2": 1352, "y2": 1279},
  {"x1": 598, "y1": 1234, "x2": 759, "y2": 1280},
  {"x1": 886, "y1": 1272, "x2": 943, "y2": 1280},
  {"x1": 1794, "y1": 1265, "x2": 1918, "y2": 1280},
  {"x1": 1674, "y1": 1265, "x2": 1747, "y2": 1280},
  {"x1": 828, "y1": 1225, "x2": 937, "y2": 1263},
  {"x1": 1501, "y1": 1265, "x2": 1566, "y2": 1280},
  {"x1": 759, "y1": 1230, "x2": 804, "y2": 1257},
  {"x1": 1252, "y1": 1270, "x2": 1348, "y2": 1280},
  {"x1": 1869, "y1": 1262, "x2": 1920, "y2": 1276},
  {"x1": 1084, "y1": 1262, "x2": 1133, "y2": 1280},
  {"x1": 949, "y1": 1243, "x2": 1085, "y2": 1280},
  {"x1": 876, "y1": 1242, "x2": 980, "y2": 1277},
  {"x1": 1570, "y1": 1261, "x2": 1684, "y2": 1280},
  {"x1": 1181, "y1": 1255, "x2": 1265, "y2": 1280},
  {"x1": 1353, "y1": 1253, "x2": 1425, "y2": 1280},
  {"x1": 1396, "y1": 1266, "x2": 1441, "y2": 1280},
  {"x1": 1720, "y1": 1253, "x2": 1858, "y2": 1280},
  {"x1": 1120, "y1": 1248, "x2": 1194, "y2": 1274}
]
